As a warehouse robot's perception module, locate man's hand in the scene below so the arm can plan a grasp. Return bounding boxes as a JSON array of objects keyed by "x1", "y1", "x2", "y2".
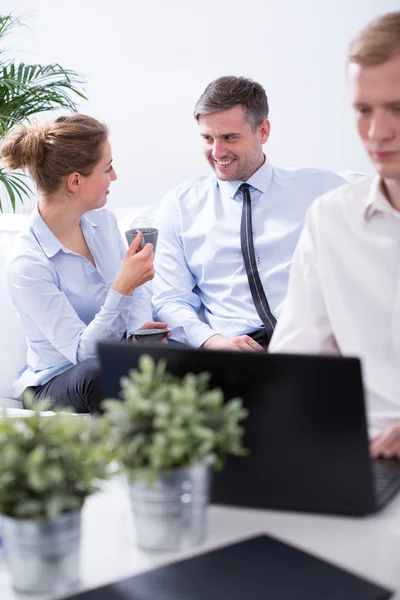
[
  {"x1": 132, "y1": 322, "x2": 171, "y2": 345},
  {"x1": 370, "y1": 425, "x2": 400, "y2": 459},
  {"x1": 202, "y1": 333, "x2": 263, "y2": 352}
]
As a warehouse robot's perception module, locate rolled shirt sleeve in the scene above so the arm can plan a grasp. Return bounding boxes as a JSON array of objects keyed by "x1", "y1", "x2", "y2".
[
  {"x1": 152, "y1": 197, "x2": 217, "y2": 346},
  {"x1": 7, "y1": 253, "x2": 134, "y2": 365}
]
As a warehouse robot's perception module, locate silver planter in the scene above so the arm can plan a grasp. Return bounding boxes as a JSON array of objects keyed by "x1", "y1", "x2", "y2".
[
  {"x1": 129, "y1": 463, "x2": 211, "y2": 552},
  {"x1": 2, "y1": 510, "x2": 81, "y2": 593}
]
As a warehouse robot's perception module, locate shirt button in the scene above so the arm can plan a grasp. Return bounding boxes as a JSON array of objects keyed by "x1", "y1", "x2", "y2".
[
  {"x1": 257, "y1": 257, "x2": 261, "y2": 264},
  {"x1": 253, "y1": 230, "x2": 255, "y2": 236}
]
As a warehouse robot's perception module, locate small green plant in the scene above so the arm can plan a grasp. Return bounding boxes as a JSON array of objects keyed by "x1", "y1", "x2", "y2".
[
  {"x1": 102, "y1": 355, "x2": 248, "y2": 482},
  {"x1": 0, "y1": 403, "x2": 113, "y2": 519}
]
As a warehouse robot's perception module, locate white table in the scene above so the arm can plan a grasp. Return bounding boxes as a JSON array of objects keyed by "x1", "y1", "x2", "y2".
[{"x1": 1, "y1": 478, "x2": 400, "y2": 599}]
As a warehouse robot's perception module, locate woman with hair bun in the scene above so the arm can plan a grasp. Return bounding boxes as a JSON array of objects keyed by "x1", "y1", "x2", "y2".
[{"x1": 2, "y1": 114, "x2": 169, "y2": 413}]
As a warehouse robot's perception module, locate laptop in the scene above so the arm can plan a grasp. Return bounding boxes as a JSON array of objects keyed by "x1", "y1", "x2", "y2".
[{"x1": 97, "y1": 341, "x2": 400, "y2": 516}]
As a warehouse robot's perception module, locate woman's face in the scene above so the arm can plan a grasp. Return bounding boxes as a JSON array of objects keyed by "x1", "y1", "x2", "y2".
[{"x1": 79, "y1": 139, "x2": 117, "y2": 210}]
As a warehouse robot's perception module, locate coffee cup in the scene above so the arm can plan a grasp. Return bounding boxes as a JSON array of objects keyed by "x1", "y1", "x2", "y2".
[{"x1": 125, "y1": 228, "x2": 158, "y2": 251}]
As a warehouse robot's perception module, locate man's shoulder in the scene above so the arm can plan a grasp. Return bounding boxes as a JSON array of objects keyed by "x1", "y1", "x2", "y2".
[
  {"x1": 270, "y1": 165, "x2": 349, "y2": 202},
  {"x1": 316, "y1": 174, "x2": 374, "y2": 205},
  {"x1": 272, "y1": 165, "x2": 329, "y2": 179},
  {"x1": 272, "y1": 165, "x2": 346, "y2": 186},
  {"x1": 310, "y1": 175, "x2": 375, "y2": 221},
  {"x1": 162, "y1": 175, "x2": 217, "y2": 206}
]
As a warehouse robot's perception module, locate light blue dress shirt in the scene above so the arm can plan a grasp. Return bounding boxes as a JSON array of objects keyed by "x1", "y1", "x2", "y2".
[
  {"x1": 153, "y1": 160, "x2": 346, "y2": 347},
  {"x1": 7, "y1": 207, "x2": 151, "y2": 397}
]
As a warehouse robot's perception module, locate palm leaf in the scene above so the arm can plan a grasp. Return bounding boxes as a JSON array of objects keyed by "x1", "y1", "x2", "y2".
[
  {"x1": 0, "y1": 62, "x2": 87, "y2": 136},
  {"x1": 0, "y1": 13, "x2": 25, "y2": 62},
  {"x1": 0, "y1": 13, "x2": 20, "y2": 45},
  {"x1": 0, "y1": 13, "x2": 87, "y2": 212},
  {"x1": 0, "y1": 167, "x2": 31, "y2": 212}
]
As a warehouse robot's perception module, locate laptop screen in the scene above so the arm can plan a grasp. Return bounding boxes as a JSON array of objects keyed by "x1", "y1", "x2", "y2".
[{"x1": 98, "y1": 342, "x2": 375, "y2": 516}]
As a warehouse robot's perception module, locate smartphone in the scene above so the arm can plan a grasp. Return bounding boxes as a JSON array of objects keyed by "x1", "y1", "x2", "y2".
[{"x1": 132, "y1": 328, "x2": 171, "y2": 342}]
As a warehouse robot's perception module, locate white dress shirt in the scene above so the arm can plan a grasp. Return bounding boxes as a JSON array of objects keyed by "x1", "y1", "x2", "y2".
[
  {"x1": 7, "y1": 207, "x2": 151, "y2": 397},
  {"x1": 269, "y1": 176, "x2": 400, "y2": 436},
  {"x1": 153, "y1": 160, "x2": 345, "y2": 346}
]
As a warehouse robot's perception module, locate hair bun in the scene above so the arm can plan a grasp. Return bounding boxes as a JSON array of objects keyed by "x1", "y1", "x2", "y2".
[
  {"x1": 0, "y1": 114, "x2": 108, "y2": 195},
  {"x1": 0, "y1": 123, "x2": 47, "y2": 171}
]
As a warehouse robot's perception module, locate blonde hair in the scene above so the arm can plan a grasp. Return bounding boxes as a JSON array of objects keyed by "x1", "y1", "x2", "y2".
[
  {"x1": 0, "y1": 114, "x2": 109, "y2": 195},
  {"x1": 348, "y1": 11, "x2": 400, "y2": 66}
]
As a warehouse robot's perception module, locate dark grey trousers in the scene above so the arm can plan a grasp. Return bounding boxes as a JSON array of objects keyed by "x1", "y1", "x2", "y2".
[
  {"x1": 248, "y1": 328, "x2": 271, "y2": 350},
  {"x1": 25, "y1": 358, "x2": 102, "y2": 414}
]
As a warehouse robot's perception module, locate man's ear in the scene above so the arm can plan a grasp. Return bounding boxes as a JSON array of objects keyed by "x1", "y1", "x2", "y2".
[
  {"x1": 66, "y1": 172, "x2": 80, "y2": 194},
  {"x1": 259, "y1": 119, "x2": 270, "y2": 145}
]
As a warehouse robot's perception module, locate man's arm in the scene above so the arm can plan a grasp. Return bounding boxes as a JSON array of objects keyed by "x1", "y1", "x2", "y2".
[
  {"x1": 152, "y1": 197, "x2": 218, "y2": 347},
  {"x1": 269, "y1": 201, "x2": 339, "y2": 354},
  {"x1": 270, "y1": 203, "x2": 400, "y2": 458}
]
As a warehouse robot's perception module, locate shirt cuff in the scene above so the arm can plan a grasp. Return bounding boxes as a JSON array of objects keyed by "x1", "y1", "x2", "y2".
[
  {"x1": 104, "y1": 287, "x2": 133, "y2": 314},
  {"x1": 186, "y1": 322, "x2": 220, "y2": 348},
  {"x1": 127, "y1": 321, "x2": 145, "y2": 337}
]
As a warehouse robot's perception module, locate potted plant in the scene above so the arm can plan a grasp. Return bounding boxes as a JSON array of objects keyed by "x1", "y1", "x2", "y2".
[
  {"x1": 0, "y1": 13, "x2": 86, "y2": 212},
  {"x1": 0, "y1": 404, "x2": 113, "y2": 593},
  {"x1": 102, "y1": 354, "x2": 248, "y2": 552}
]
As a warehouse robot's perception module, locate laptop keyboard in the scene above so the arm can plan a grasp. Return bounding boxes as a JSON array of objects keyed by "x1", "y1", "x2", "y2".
[{"x1": 373, "y1": 458, "x2": 400, "y2": 505}]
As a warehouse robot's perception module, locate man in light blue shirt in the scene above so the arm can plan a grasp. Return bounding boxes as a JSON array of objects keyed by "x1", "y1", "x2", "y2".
[{"x1": 153, "y1": 76, "x2": 346, "y2": 351}]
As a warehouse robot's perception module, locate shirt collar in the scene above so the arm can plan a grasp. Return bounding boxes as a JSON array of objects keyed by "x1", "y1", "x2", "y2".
[
  {"x1": 363, "y1": 177, "x2": 400, "y2": 221},
  {"x1": 217, "y1": 156, "x2": 273, "y2": 201},
  {"x1": 30, "y1": 206, "x2": 98, "y2": 258},
  {"x1": 80, "y1": 212, "x2": 98, "y2": 243}
]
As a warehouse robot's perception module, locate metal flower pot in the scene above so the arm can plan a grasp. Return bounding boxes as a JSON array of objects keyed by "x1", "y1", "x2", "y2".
[
  {"x1": 2, "y1": 511, "x2": 81, "y2": 593},
  {"x1": 129, "y1": 463, "x2": 211, "y2": 552}
]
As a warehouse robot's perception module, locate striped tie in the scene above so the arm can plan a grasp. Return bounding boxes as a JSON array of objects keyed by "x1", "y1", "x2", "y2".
[{"x1": 239, "y1": 183, "x2": 277, "y2": 342}]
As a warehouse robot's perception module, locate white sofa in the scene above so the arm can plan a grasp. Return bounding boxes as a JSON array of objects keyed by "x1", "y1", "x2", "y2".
[
  {"x1": 0, "y1": 205, "x2": 156, "y2": 409},
  {"x1": 0, "y1": 171, "x2": 365, "y2": 410}
]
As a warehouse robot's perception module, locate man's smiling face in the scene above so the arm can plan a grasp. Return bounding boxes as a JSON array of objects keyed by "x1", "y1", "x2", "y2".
[{"x1": 198, "y1": 105, "x2": 270, "y2": 182}]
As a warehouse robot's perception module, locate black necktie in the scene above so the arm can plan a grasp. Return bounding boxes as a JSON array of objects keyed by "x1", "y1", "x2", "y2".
[{"x1": 240, "y1": 183, "x2": 277, "y2": 340}]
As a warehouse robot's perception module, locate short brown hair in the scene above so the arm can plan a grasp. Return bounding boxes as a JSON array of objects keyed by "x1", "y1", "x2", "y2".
[
  {"x1": 193, "y1": 76, "x2": 269, "y2": 131},
  {"x1": 348, "y1": 11, "x2": 400, "y2": 66},
  {"x1": 0, "y1": 114, "x2": 109, "y2": 195}
]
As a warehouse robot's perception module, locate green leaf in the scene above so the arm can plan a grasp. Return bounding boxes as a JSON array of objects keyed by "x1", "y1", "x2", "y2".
[
  {"x1": 27, "y1": 446, "x2": 46, "y2": 468},
  {"x1": 14, "y1": 499, "x2": 43, "y2": 519},
  {"x1": 101, "y1": 357, "x2": 248, "y2": 480},
  {"x1": 45, "y1": 495, "x2": 67, "y2": 520},
  {"x1": 0, "y1": 406, "x2": 113, "y2": 519},
  {"x1": 43, "y1": 464, "x2": 64, "y2": 486},
  {"x1": 0, "y1": 12, "x2": 87, "y2": 212},
  {"x1": 2, "y1": 443, "x2": 19, "y2": 466}
]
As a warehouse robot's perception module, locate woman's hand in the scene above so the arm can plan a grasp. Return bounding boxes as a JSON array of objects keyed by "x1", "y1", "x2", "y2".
[
  {"x1": 133, "y1": 321, "x2": 171, "y2": 344},
  {"x1": 113, "y1": 233, "x2": 155, "y2": 296}
]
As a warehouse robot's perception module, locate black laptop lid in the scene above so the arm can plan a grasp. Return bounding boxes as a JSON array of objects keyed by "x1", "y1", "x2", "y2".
[
  {"x1": 98, "y1": 342, "x2": 376, "y2": 515},
  {"x1": 63, "y1": 534, "x2": 392, "y2": 600}
]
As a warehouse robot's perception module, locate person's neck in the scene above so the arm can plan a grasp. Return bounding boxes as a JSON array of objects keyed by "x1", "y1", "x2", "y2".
[
  {"x1": 38, "y1": 195, "x2": 83, "y2": 239},
  {"x1": 242, "y1": 153, "x2": 266, "y2": 182},
  {"x1": 381, "y1": 178, "x2": 400, "y2": 212}
]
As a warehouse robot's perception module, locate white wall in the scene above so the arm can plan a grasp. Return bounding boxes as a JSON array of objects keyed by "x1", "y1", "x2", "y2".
[{"x1": 1, "y1": 0, "x2": 399, "y2": 210}]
